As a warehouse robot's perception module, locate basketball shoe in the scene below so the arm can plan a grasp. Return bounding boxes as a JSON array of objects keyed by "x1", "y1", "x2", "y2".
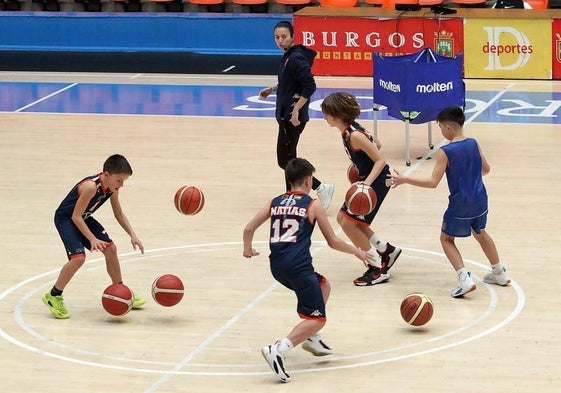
[
  {"x1": 262, "y1": 342, "x2": 291, "y2": 383},
  {"x1": 132, "y1": 295, "x2": 146, "y2": 309},
  {"x1": 451, "y1": 271, "x2": 476, "y2": 298},
  {"x1": 42, "y1": 292, "x2": 70, "y2": 319},
  {"x1": 378, "y1": 243, "x2": 402, "y2": 274},
  {"x1": 353, "y1": 265, "x2": 390, "y2": 286},
  {"x1": 316, "y1": 183, "x2": 334, "y2": 210},
  {"x1": 483, "y1": 267, "x2": 511, "y2": 286},
  {"x1": 302, "y1": 334, "x2": 333, "y2": 356}
]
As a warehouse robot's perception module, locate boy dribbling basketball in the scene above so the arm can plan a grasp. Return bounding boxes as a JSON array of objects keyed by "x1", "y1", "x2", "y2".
[{"x1": 42, "y1": 154, "x2": 145, "y2": 319}]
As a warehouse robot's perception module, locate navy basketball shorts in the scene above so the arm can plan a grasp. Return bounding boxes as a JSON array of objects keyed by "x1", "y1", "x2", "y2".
[
  {"x1": 271, "y1": 263, "x2": 327, "y2": 322},
  {"x1": 54, "y1": 215, "x2": 112, "y2": 259}
]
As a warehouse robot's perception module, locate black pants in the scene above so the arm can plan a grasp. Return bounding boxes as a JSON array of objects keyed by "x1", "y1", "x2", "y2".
[{"x1": 276, "y1": 120, "x2": 321, "y2": 191}]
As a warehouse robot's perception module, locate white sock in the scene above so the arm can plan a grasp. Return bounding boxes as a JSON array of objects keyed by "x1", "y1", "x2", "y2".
[
  {"x1": 277, "y1": 338, "x2": 293, "y2": 355},
  {"x1": 367, "y1": 248, "x2": 382, "y2": 268},
  {"x1": 491, "y1": 263, "x2": 503, "y2": 274},
  {"x1": 456, "y1": 267, "x2": 469, "y2": 282},
  {"x1": 308, "y1": 333, "x2": 321, "y2": 342},
  {"x1": 369, "y1": 234, "x2": 387, "y2": 253}
]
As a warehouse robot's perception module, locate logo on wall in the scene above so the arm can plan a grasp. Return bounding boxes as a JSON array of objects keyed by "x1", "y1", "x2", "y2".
[
  {"x1": 434, "y1": 31, "x2": 454, "y2": 57},
  {"x1": 482, "y1": 27, "x2": 532, "y2": 71}
]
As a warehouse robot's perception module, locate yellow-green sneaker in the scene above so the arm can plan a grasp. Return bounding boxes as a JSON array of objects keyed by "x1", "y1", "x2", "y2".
[
  {"x1": 42, "y1": 292, "x2": 70, "y2": 319},
  {"x1": 132, "y1": 295, "x2": 145, "y2": 309}
]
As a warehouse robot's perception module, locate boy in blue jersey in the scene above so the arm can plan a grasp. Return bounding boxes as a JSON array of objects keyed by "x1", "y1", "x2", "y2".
[
  {"x1": 320, "y1": 92, "x2": 402, "y2": 287},
  {"x1": 259, "y1": 20, "x2": 334, "y2": 210},
  {"x1": 42, "y1": 154, "x2": 145, "y2": 319},
  {"x1": 243, "y1": 158, "x2": 375, "y2": 383},
  {"x1": 389, "y1": 106, "x2": 511, "y2": 297}
]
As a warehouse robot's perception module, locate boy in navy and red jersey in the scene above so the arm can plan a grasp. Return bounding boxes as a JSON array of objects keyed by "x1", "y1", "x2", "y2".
[
  {"x1": 389, "y1": 106, "x2": 510, "y2": 297},
  {"x1": 321, "y1": 92, "x2": 402, "y2": 287},
  {"x1": 243, "y1": 158, "x2": 375, "y2": 383},
  {"x1": 42, "y1": 154, "x2": 145, "y2": 319}
]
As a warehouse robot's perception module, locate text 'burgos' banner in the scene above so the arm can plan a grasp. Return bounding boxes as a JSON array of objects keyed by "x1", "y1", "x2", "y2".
[{"x1": 373, "y1": 48, "x2": 465, "y2": 124}]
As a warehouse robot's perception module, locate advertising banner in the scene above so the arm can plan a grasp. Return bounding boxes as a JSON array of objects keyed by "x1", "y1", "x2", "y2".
[
  {"x1": 464, "y1": 18, "x2": 551, "y2": 79},
  {"x1": 552, "y1": 19, "x2": 561, "y2": 80},
  {"x1": 293, "y1": 16, "x2": 464, "y2": 77}
]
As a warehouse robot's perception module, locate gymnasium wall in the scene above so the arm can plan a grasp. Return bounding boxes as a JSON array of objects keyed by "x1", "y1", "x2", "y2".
[{"x1": 0, "y1": 12, "x2": 288, "y2": 74}]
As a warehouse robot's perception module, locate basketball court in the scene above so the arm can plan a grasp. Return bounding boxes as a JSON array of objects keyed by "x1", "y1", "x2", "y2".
[{"x1": 0, "y1": 71, "x2": 559, "y2": 392}]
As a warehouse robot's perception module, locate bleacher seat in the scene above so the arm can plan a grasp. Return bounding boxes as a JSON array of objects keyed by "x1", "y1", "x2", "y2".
[
  {"x1": 525, "y1": 0, "x2": 548, "y2": 7},
  {"x1": 149, "y1": 0, "x2": 183, "y2": 11},
  {"x1": 188, "y1": 0, "x2": 226, "y2": 11},
  {"x1": 232, "y1": 0, "x2": 269, "y2": 13},
  {"x1": 364, "y1": 0, "x2": 384, "y2": 6},
  {"x1": 418, "y1": 0, "x2": 445, "y2": 6},
  {"x1": 320, "y1": 0, "x2": 358, "y2": 6},
  {"x1": 112, "y1": 0, "x2": 142, "y2": 11}
]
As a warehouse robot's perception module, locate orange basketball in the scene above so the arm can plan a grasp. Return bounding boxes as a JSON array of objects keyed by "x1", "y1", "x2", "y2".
[
  {"x1": 400, "y1": 293, "x2": 434, "y2": 326},
  {"x1": 101, "y1": 283, "x2": 134, "y2": 316},
  {"x1": 345, "y1": 183, "x2": 377, "y2": 216},
  {"x1": 152, "y1": 274, "x2": 184, "y2": 307},
  {"x1": 347, "y1": 163, "x2": 360, "y2": 184},
  {"x1": 174, "y1": 185, "x2": 204, "y2": 215}
]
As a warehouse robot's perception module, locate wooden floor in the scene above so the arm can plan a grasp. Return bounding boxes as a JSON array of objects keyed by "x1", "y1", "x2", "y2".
[{"x1": 0, "y1": 72, "x2": 560, "y2": 393}]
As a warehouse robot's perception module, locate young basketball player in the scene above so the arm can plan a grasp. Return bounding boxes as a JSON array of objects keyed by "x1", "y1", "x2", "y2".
[
  {"x1": 389, "y1": 106, "x2": 511, "y2": 297},
  {"x1": 42, "y1": 154, "x2": 145, "y2": 319},
  {"x1": 243, "y1": 157, "x2": 375, "y2": 383},
  {"x1": 320, "y1": 92, "x2": 402, "y2": 287}
]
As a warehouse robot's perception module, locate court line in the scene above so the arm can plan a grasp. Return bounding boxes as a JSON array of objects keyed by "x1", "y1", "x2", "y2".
[
  {"x1": 14, "y1": 82, "x2": 78, "y2": 112},
  {"x1": 143, "y1": 241, "x2": 329, "y2": 392},
  {"x1": 0, "y1": 243, "x2": 524, "y2": 380}
]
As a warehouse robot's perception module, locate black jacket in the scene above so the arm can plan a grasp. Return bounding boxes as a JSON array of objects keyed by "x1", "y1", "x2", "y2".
[{"x1": 275, "y1": 44, "x2": 317, "y2": 124}]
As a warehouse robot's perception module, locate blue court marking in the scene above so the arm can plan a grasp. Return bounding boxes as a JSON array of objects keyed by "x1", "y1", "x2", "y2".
[{"x1": 1, "y1": 82, "x2": 561, "y2": 124}]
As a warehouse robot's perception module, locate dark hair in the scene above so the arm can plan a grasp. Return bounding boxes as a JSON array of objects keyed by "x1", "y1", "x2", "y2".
[
  {"x1": 436, "y1": 106, "x2": 465, "y2": 127},
  {"x1": 321, "y1": 92, "x2": 361, "y2": 125},
  {"x1": 285, "y1": 158, "x2": 315, "y2": 187},
  {"x1": 274, "y1": 20, "x2": 294, "y2": 37},
  {"x1": 103, "y1": 154, "x2": 133, "y2": 175}
]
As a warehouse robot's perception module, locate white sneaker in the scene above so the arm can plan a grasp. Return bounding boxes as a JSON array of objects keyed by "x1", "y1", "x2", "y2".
[
  {"x1": 302, "y1": 336, "x2": 333, "y2": 356},
  {"x1": 316, "y1": 183, "x2": 334, "y2": 210},
  {"x1": 451, "y1": 271, "x2": 476, "y2": 298},
  {"x1": 261, "y1": 342, "x2": 291, "y2": 383},
  {"x1": 483, "y1": 267, "x2": 511, "y2": 286}
]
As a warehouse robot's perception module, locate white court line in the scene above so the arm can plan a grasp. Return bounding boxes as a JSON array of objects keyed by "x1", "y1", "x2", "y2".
[
  {"x1": 14, "y1": 82, "x2": 78, "y2": 112},
  {"x1": 143, "y1": 241, "x2": 328, "y2": 392}
]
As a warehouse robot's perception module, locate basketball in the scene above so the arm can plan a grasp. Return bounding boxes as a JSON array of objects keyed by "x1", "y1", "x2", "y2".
[
  {"x1": 345, "y1": 183, "x2": 377, "y2": 216},
  {"x1": 101, "y1": 283, "x2": 134, "y2": 316},
  {"x1": 347, "y1": 163, "x2": 360, "y2": 184},
  {"x1": 174, "y1": 185, "x2": 204, "y2": 215},
  {"x1": 400, "y1": 293, "x2": 434, "y2": 326},
  {"x1": 152, "y1": 274, "x2": 184, "y2": 307}
]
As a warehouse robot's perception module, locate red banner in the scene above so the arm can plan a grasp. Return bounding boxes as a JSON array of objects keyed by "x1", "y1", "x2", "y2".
[
  {"x1": 294, "y1": 16, "x2": 464, "y2": 77},
  {"x1": 553, "y1": 19, "x2": 561, "y2": 80}
]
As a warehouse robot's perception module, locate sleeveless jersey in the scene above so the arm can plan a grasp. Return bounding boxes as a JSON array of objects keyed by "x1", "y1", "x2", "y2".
[
  {"x1": 269, "y1": 191, "x2": 315, "y2": 266},
  {"x1": 55, "y1": 174, "x2": 113, "y2": 220},
  {"x1": 441, "y1": 138, "x2": 488, "y2": 218},
  {"x1": 341, "y1": 122, "x2": 390, "y2": 199}
]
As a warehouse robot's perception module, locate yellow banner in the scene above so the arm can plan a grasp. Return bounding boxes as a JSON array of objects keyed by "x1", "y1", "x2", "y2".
[{"x1": 464, "y1": 19, "x2": 551, "y2": 79}]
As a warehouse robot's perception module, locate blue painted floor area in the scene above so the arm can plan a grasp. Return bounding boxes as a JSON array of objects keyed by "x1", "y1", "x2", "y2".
[{"x1": 1, "y1": 82, "x2": 561, "y2": 124}]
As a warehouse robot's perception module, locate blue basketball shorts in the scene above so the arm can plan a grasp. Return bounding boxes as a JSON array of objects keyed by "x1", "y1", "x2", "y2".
[{"x1": 441, "y1": 210, "x2": 488, "y2": 238}]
